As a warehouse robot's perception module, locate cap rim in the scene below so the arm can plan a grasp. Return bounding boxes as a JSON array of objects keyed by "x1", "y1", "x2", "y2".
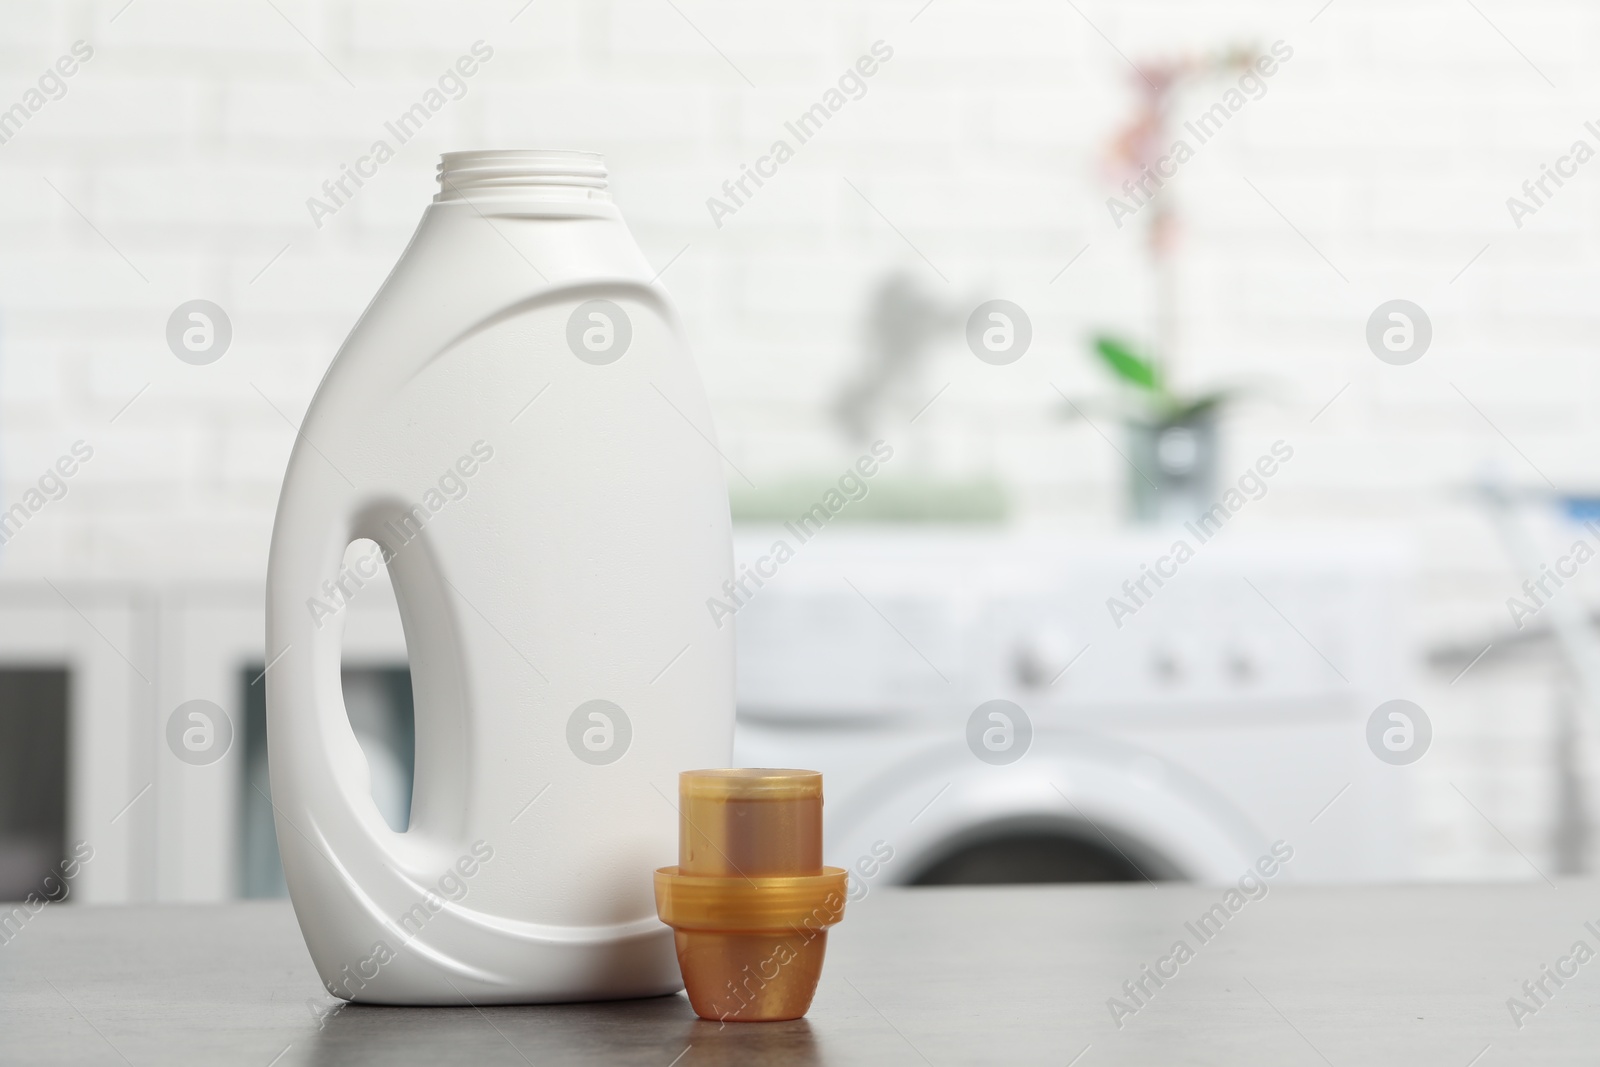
[
  {"x1": 679, "y1": 768, "x2": 822, "y2": 801},
  {"x1": 654, "y1": 866, "x2": 847, "y2": 932}
]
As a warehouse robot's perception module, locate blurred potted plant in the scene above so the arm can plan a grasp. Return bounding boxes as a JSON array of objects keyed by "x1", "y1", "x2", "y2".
[
  {"x1": 1090, "y1": 334, "x2": 1231, "y2": 525},
  {"x1": 1076, "y1": 46, "x2": 1258, "y2": 525}
]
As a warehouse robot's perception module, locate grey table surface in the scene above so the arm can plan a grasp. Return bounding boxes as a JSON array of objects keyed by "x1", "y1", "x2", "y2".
[{"x1": 3, "y1": 881, "x2": 1598, "y2": 1065}]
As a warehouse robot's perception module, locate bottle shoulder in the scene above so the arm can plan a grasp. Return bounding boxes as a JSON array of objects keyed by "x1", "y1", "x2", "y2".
[{"x1": 326, "y1": 204, "x2": 679, "y2": 376}]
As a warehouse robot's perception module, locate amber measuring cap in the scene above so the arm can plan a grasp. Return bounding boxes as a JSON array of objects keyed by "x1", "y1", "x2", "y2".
[{"x1": 654, "y1": 769, "x2": 847, "y2": 1023}]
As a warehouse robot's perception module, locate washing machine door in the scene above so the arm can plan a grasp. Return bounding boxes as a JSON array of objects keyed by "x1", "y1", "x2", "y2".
[{"x1": 797, "y1": 730, "x2": 1274, "y2": 893}]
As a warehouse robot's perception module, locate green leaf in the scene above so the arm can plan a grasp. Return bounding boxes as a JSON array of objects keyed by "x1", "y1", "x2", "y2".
[{"x1": 1092, "y1": 336, "x2": 1161, "y2": 392}]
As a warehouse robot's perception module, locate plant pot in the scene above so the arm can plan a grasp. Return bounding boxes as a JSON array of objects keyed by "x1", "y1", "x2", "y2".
[{"x1": 1126, "y1": 411, "x2": 1219, "y2": 525}]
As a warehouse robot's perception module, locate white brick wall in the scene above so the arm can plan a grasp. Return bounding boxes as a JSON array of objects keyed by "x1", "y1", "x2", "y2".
[{"x1": 2, "y1": 0, "x2": 1598, "y2": 882}]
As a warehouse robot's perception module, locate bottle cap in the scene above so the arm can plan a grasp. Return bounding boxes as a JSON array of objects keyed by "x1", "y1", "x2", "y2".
[{"x1": 654, "y1": 769, "x2": 846, "y2": 1022}]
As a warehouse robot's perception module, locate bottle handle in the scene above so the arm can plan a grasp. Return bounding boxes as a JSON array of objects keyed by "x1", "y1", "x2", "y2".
[{"x1": 265, "y1": 453, "x2": 412, "y2": 890}]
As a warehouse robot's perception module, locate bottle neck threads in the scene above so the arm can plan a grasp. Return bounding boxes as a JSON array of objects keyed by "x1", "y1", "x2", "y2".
[{"x1": 434, "y1": 150, "x2": 610, "y2": 207}]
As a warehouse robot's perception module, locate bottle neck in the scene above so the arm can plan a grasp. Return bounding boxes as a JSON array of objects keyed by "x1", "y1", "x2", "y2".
[{"x1": 433, "y1": 150, "x2": 614, "y2": 215}]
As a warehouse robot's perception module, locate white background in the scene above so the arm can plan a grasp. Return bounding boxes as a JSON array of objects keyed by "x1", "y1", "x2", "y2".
[{"x1": 1, "y1": 0, "x2": 1596, "y2": 882}]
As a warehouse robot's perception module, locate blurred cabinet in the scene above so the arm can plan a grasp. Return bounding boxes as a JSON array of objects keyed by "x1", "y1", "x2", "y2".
[
  {"x1": 0, "y1": 586, "x2": 152, "y2": 904},
  {"x1": 0, "y1": 579, "x2": 413, "y2": 905}
]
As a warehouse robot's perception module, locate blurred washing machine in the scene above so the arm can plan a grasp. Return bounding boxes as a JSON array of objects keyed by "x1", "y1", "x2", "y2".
[{"x1": 731, "y1": 527, "x2": 1413, "y2": 890}]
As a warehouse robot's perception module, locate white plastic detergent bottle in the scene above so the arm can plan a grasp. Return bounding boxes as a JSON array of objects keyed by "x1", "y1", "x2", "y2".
[{"x1": 265, "y1": 150, "x2": 734, "y2": 1005}]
